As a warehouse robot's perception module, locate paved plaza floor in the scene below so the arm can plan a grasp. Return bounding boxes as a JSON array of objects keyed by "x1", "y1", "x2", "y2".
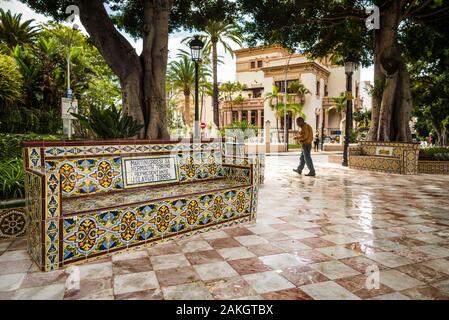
[{"x1": 1, "y1": 154, "x2": 449, "y2": 300}]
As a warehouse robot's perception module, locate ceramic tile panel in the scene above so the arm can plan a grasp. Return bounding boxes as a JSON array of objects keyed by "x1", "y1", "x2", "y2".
[
  {"x1": 45, "y1": 157, "x2": 124, "y2": 198},
  {"x1": 23, "y1": 141, "x2": 259, "y2": 271},
  {"x1": 0, "y1": 207, "x2": 27, "y2": 240},
  {"x1": 349, "y1": 141, "x2": 419, "y2": 175},
  {"x1": 27, "y1": 147, "x2": 42, "y2": 170},
  {"x1": 418, "y1": 160, "x2": 449, "y2": 175},
  {"x1": 62, "y1": 186, "x2": 254, "y2": 266},
  {"x1": 24, "y1": 171, "x2": 43, "y2": 268},
  {"x1": 42, "y1": 142, "x2": 223, "y2": 159}
]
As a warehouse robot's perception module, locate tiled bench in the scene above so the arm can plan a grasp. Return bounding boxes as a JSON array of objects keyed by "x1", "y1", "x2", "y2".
[
  {"x1": 23, "y1": 139, "x2": 260, "y2": 271},
  {"x1": 349, "y1": 141, "x2": 419, "y2": 175}
]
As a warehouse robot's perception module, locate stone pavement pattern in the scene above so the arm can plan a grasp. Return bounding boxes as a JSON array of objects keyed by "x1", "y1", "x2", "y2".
[{"x1": 1, "y1": 154, "x2": 449, "y2": 300}]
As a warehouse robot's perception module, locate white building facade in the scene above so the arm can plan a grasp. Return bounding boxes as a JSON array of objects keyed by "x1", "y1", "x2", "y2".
[{"x1": 218, "y1": 45, "x2": 363, "y2": 143}]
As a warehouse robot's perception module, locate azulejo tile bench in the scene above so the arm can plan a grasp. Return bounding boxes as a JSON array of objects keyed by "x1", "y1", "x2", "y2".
[
  {"x1": 23, "y1": 139, "x2": 260, "y2": 271},
  {"x1": 349, "y1": 141, "x2": 420, "y2": 175}
]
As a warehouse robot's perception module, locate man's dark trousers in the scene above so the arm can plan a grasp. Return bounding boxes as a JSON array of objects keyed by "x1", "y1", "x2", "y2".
[{"x1": 297, "y1": 143, "x2": 315, "y2": 174}]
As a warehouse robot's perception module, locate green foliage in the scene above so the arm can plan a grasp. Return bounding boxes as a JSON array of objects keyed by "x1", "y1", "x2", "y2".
[
  {"x1": 220, "y1": 81, "x2": 247, "y2": 101},
  {"x1": 0, "y1": 159, "x2": 23, "y2": 198},
  {"x1": 349, "y1": 129, "x2": 358, "y2": 144},
  {"x1": 220, "y1": 120, "x2": 258, "y2": 140},
  {"x1": 0, "y1": 133, "x2": 60, "y2": 162},
  {"x1": 408, "y1": 18, "x2": 449, "y2": 146},
  {"x1": 0, "y1": 21, "x2": 121, "y2": 134},
  {"x1": 19, "y1": 1, "x2": 238, "y2": 38},
  {"x1": 0, "y1": 159, "x2": 25, "y2": 200},
  {"x1": 419, "y1": 147, "x2": 449, "y2": 161},
  {"x1": 331, "y1": 93, "x2": 347, "y2": 114},
  {"x1": 353, "y1": 108, "x2": 372, "y2": 140},
  {"x1": 0, "y1": 53, "x2": 22, "y2": 110},
  {"x1": 72, "y1": 105, "x2": 144, "y2": 139},
  {"x1": 0, "y1": 9, "x2": 40, "y2": 51},
  {"x1": 0, "y1": 133, "x2": 59, "y2": 200},
  {"x1": 184, "y1": 21, "x2": 243, "y2": 60}
]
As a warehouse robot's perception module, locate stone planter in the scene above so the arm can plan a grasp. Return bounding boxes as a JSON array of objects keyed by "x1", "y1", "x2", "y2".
[
  {"x1": 0, "y1": 199, "x2": 27, "y2": 240},
  {"x1": 349, "y1": 141, "x2": 420, "y2": 175},
  {"x1": 418, "y1": 160, "x2": 449, "y2": 174}
]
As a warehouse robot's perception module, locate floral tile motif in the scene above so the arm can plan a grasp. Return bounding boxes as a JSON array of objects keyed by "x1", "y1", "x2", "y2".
[
  {"x1": 62, "y1": 186, "x2": 253, "y2": 265},
  {"x1": 45, "y1": 157, "x2": 123, "y2": 197}
]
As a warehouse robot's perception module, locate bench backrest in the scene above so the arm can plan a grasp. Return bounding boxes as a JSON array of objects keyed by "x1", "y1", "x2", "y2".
[
  {"x1": 359, "y1": 141, "x2": 419, "y2": 158},
  {"x1": 24, "y1": 140, "x2": 226, "y2": 199}
]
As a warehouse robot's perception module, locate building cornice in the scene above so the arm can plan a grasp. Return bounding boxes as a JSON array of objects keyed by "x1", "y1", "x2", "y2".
[
  {"x1": 262, "y1": 62, "x2": 331, "y2": 80},
  {"x1": 234, "y1": 45, "x2": 291, "y2": 58}
]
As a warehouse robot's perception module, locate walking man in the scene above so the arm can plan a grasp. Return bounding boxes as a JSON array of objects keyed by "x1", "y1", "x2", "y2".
[{"x1": 293, "y1": 117, "x2": 316, "y2": 177}]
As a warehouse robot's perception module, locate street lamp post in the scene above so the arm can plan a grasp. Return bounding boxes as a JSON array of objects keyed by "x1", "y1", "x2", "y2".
[
  {"x1": 65, "y1": 24, "x2": 79, "y2": 139},
  {"x1": 342, "y1": 57, "x2": 357, "y2": 167},
  {"x1": 283, "y1": 52, "x2": 293, "y2": 151},
  {"x1": 188, "y1": 35, "x2": 204, "y2": 141},
  {"x1": 321, "y1": 107, "x2": 325, "y2": 151}
]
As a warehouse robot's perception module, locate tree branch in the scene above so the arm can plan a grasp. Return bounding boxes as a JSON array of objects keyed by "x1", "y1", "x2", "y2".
[
  {"x1": 410, "y1": 6, "x2": 449, "y2": 19},
  {"x1": 76, "y1": 0, "x2": 141, "y2": 80}
]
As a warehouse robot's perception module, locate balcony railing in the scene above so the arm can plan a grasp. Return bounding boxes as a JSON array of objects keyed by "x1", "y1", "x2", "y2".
[
  {"x1": 220, "y1": 98, "x2": 264, "y2": 110},
  {"x1": 322, "y1": 96, "x2": 364, "y2": 110}
]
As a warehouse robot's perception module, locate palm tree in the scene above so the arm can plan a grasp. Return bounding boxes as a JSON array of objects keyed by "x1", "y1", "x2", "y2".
[
  {"x1": 288, "y1": 81, "x2": 311, "y2": 104},
  {"x1": 185, "y1": 22, "x2": 243, "y2": 128},
  {"x1": 331, "y1": 92, "x2": 348, "y2": 141},
  {"x1": 265, "y1": 86, "x2": 283, "y2": 141},
  {"x1": 167, "y1": 54, "x2": 195, "y2": 127},
  {"x1": 0, "y1": 9, "x2": 40, "y2": 52},
  {"x1": 331, "y1": 92, "x2": 347, "y2": 114},
  {"x1": 167, "y1": 52, "x2": 211, "y2": 129}
]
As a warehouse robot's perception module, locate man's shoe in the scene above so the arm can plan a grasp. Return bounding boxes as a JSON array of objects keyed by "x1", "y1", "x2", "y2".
[
  {"x1": 305, "y1": 172, "x2": 316, "y2": 177},
  {"x1": 293, "y1": 169, "x2": 302, "y2": 175}
]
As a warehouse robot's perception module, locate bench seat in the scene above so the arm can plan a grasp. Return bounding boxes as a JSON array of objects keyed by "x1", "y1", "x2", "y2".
[
  {"x1": 348, "y1": 141, "x2": 419, "y2": 175},
  {"x1": 62, "y1": 178, "x2": 248, "y2": 215},
  {"x1": 23, "y1": 139, "x2": 261, "y2": 271}
]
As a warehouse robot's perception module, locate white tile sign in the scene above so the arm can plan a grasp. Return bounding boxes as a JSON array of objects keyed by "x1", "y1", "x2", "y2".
[
  {"x1": 122, "y1": 156, "x2": 178, "y2": 188},
  {"x1": 375, "y1": 146, "x2": 394, "y2": 157}
]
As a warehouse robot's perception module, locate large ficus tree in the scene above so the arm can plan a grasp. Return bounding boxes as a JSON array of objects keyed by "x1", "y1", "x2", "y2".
[
  {"x1": 238, "y1": 0, "x2": 449, "y2": 142},
  {"x1": 20, "y1": 0, "x2": 237, "y2": 138}
]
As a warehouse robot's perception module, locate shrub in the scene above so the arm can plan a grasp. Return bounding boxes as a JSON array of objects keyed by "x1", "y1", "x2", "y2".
[
  {"x1": 0, "y1": 133, "x2": 60, "y2": 161},
  {"x1": 0, "y1": 158, "x2": 24, "y2": 200},
  {"x1": 419, "y1": 147, "x2": 449, "y2": 161},
  {"x1": 72, "y1": 104, "x2": 144, "y2": 139},
  {"x1": 220, "y1": 120, "x2": 259, "y2": 141}
]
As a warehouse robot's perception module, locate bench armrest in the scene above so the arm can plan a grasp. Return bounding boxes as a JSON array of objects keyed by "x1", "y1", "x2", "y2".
[
  {"x1": 222, "y1": 155, "x2": 261, "y2": 185},
  {"x1": 348, "y1": 146, "x2": 362, "y2": 156}
]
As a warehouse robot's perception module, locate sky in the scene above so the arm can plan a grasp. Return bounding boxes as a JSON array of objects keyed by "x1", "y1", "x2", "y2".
[{"x1": 2, "y1": 0, "x2": 373, "y2": 84}]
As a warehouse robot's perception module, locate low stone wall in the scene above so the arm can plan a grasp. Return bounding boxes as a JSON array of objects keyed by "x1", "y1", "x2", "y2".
[
  {"x1": 0, "y1": 200, "x2": 27, "y2": 240},
  {"x1": 323, "y1": 144, "x2": 343, "y2": 152},
  {"x1": 418, "y1": 160, "x2": 449, "y2": 175},
  {"x1": 349, "y1": 141, "x2": 420, "y2": 175}
]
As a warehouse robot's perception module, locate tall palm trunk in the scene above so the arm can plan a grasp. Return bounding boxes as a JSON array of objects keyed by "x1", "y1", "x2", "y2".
[
  {"x1": 212, "y1": 39, "x2": 219, "y2": 128},
  {"x1": 183, "y1": 93, "x2": 191, "y2": 128}
]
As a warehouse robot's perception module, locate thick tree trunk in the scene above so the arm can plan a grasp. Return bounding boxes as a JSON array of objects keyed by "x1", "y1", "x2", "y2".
[
  {"x1": 432, "y1": 121, "x2": 448, "y2": 146},
  {"x1": 377, "y1": 72, "x2": 398, "y2": 141},
  {"x1": 442, "y1": 127, "x2": 448, "y2": 146},
  {"x1": 142, "y1": 1, "x2": 170, "y2": 139},
  {"x1": 366, "y1": 48, "x2": 384, "y2": 140},
  {"x1": 212, "y1": 40, "x2": 220, "y2": 128},
  {"x1": 77, "y1": 0, "x2": 171, "y2": 139},
  {"x1": 367, "y1": 0, "x2": 413, "y2": 142}
]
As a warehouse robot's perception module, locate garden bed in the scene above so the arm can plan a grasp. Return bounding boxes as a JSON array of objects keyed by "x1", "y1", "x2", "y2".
[{"x1": 418, "y1": 147, "x2": 449, "y2": 174}]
